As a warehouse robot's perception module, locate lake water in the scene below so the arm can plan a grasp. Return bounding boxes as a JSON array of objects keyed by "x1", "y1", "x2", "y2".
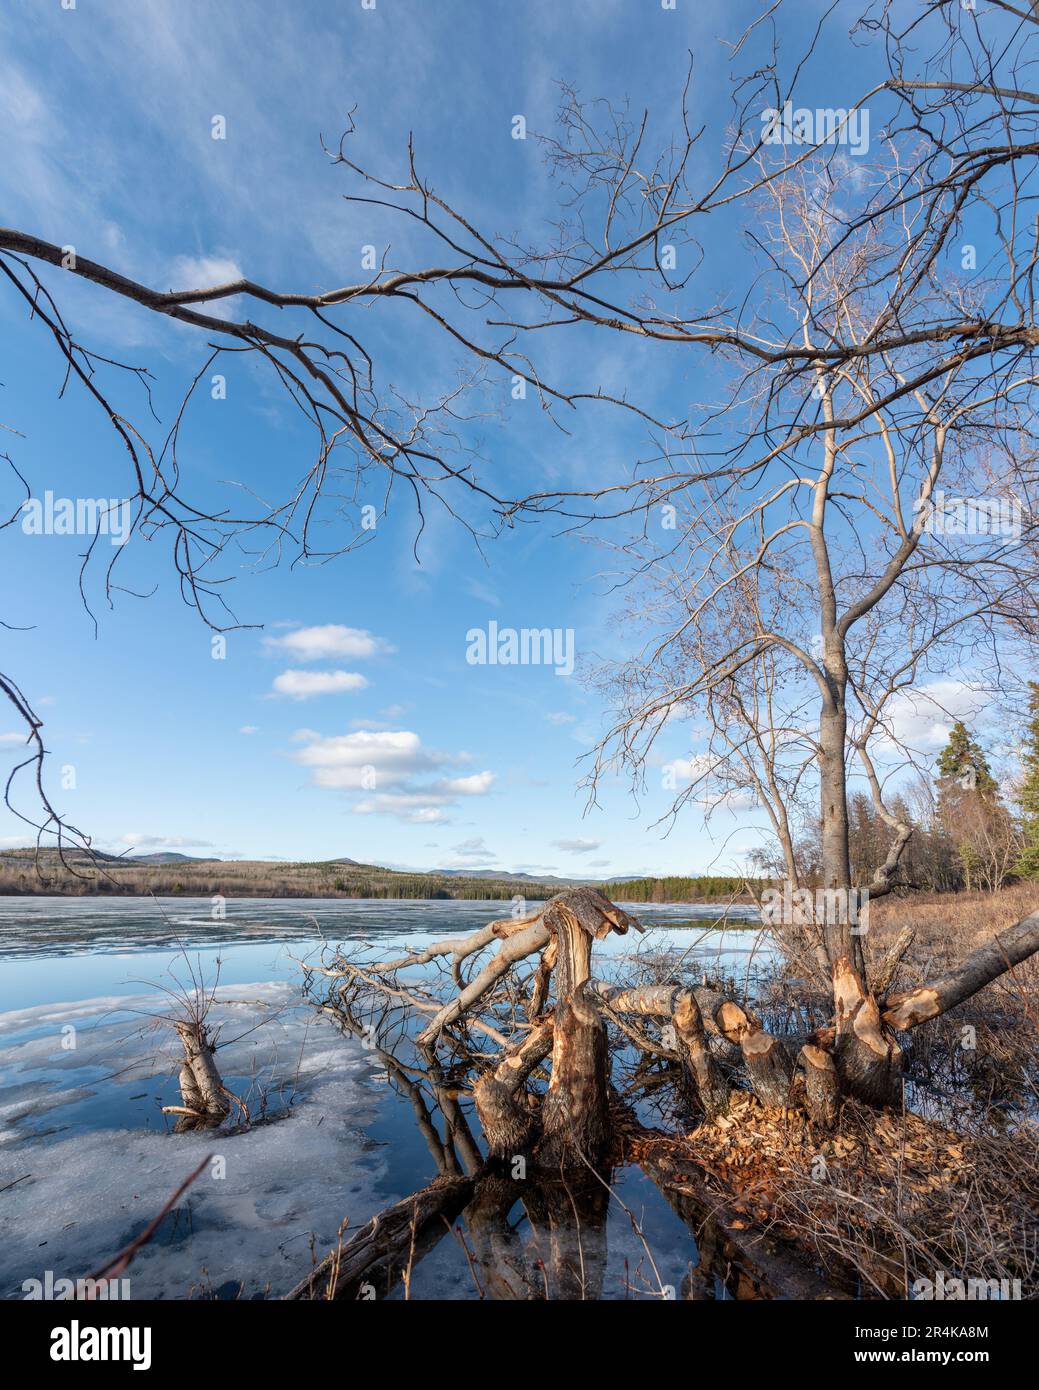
[{"x1": 0, "y1": 896, "x2": 766, "y2": 1301}]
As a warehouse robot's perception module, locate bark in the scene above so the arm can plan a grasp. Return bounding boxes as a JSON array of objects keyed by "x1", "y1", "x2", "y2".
[
  {"x1": 673, "y1": 990, "x2": 732, "y2": 1118},
  {"x1": 591, "y1": 981, "x2": 735, "y2": 1114},
  {"x1": 539, "y1": 984, "x2": 610, "y2": 1168},
  {"x1": 538, "y1": 892, "x2": 626, "y2": 1167},
  {"x1": 871, "y1": 924, "x2": 915, "y2": 997},
  {"x1": 800, "y1": 1042, "x2": 840, "y2": 1128},
  {"x1": 527, "y1": 937, "x2": 557, "y2": 1021},
  {"x1": 740, "y1": 1023, "x2": 795, "y2": 1108},
  {"x1": 473, "y1": 1019, "x2": 553, "y2": 1160},
  {"x1": 172, "y1": 1022, "x2": 229, "y2": 1130},
  {"x1": 883, "y1": 909, "x2": 1039, "y2": 1029}
]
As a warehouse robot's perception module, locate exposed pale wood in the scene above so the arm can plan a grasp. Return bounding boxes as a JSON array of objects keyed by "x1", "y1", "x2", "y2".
[
  {"x1": 673, "y1": 990, "x2": 732, "y2": 1117},
  {"x1": 883, "y1": 910, "x2": 1039, "y2": 1029},
  {"x1": 528, "y1": 937, "x2": 557, "y2": 1020},
  {"x1": 832, "y1": 957, "x2": 902, "y2": 1105},
  {"x1": 174, "y1": 1022, "x2": 229, "y2": 1129},
  {"x1": 539, "y1": 893, "x2": 629, "y2": 1166}
]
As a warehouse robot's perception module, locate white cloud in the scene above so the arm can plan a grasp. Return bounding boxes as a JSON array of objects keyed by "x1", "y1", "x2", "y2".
[
  {"x1": 239, "y1": 725, "x2": 259, "y2": 735},
  {"x1": 272, "y1": 670, "x2": 368, "y2": 700},
  {"x1": 545, "y1": 712, "x2": 576, "y2": 726},
  {"x1": 876, "y1": 680, "x2": 989, "y2": 752},
  {"x1": 294, "y1": 729, "x2": 441, "y2": 788},
  {"x1": 439, "y1": 771, "x2": 495, "y2": 796},
  {"x1": 552, "y1": 838, "x2": 601, "y2": 854},
  {"x1": 265, "y1": 625, "x2": 392, "y2": 661},
  {"x1": 663, "y1": 754, "x2": 714, "y2": 783},
  {"x1": 169, "y1": 255, "x2": 244, "y2": 320},
  {"x1": 293, "y1": 728, "x2": 494, "y2": 821},
  {"x1": 0, "y1": 733, "x2": 28, "y2": 745},
  {"x1": 352, "y1": 795, "x2": 451, "y2": 824}
]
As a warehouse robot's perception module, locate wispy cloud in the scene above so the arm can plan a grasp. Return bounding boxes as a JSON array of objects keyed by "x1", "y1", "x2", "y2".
[
  {"x1": 118, "y1": 833, "x2": 215, "y2": 850},
  {"x1": 271, "y1": 669, "x2": 368, "y2": 700}
]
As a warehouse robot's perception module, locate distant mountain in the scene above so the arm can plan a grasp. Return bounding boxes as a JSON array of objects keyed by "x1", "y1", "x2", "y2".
[
  {"x1": 432, "y1": 868, "x2": 657, "y2": 885},
  {"x1": 129, "y1": 852, "x2": 218, "y2": 865}
]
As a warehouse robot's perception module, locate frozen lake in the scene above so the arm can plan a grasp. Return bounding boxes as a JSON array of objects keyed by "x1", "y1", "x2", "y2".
[{"x1": 0, "y1": 896, "x2": 765, "y2": 1300}]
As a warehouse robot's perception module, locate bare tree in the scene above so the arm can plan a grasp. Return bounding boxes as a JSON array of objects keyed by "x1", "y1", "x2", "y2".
[{"x1": 3, "y1": 1, "x2": 1039, "y2": 1103}]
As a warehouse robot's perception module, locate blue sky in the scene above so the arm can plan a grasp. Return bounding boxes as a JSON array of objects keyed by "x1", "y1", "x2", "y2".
[{"x1": 0, "y1": 0, "x2": 1003, "y2": 876}]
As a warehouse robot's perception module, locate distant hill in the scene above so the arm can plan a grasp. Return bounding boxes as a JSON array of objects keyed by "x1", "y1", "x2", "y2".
[
  {"x1": 129, "y1": 852, "x2": 218, "y2": 865},
  {"x1": 0, "y1": 847, "x2": 746, "y2": 903}
]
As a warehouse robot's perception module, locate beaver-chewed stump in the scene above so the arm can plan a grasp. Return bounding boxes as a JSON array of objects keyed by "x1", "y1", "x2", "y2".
[
  {"x1": 166, "y1": 1021, "x2": 230, "y2": 1132},
  {"x1": 310, "y1": 891, "x2": 1039, "y2": 1176}
]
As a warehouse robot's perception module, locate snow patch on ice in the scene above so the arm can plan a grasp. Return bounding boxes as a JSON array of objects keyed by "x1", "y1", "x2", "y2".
[{"x1": 0, "y1": 984, "x2": 392, "y2": 1299}]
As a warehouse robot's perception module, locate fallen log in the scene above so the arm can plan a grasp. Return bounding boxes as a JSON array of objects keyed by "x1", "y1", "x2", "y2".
[
  {"x1": 883, "y1": 909, "x2": 1039, "y2": 1029},
  {"x1": 284, "y1": 1175, "x2": 475, "y2": 1301}
]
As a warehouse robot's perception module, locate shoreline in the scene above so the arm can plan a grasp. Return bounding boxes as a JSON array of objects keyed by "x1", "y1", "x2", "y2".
[{"x1": 0, "y1": 887, "x2": 755, "y2": 907}]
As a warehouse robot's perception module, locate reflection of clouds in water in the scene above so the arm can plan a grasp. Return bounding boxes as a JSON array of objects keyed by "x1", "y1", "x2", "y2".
[{"x1": 0, "y1": 985, "x2": 386, "y2": 1299}]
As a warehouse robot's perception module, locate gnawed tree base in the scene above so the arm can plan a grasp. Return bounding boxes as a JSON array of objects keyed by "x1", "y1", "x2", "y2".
[
  {"x1": 300, "y1": 889, "x2": 1039, "y2": 1298},
  {"x1": 163, "y1": 1022, "x2": 230, "y2": 1132}
]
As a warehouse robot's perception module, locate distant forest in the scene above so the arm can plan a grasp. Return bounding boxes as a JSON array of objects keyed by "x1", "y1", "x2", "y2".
[{"x1": 0, "y1": 851, "x2": 754, "y2": 903}]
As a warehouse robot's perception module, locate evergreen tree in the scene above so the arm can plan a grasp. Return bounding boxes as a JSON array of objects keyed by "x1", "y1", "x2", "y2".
[
  {"x1": 935, "y1": 720, "x2": 997, "y2": 793},
  {"x1": 1016, "y1": 683, "x2": 1039, "y2": 879},
  {"x1": 935, "y1": 720, "x2": 999, "y2": 890}
]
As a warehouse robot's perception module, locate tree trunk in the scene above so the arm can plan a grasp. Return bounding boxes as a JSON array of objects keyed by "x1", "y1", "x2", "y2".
[
  {"x1": 538, "y1": 898, "x2": 611, "y2": 1168},
  {"x1": 172, "y1": 1022, "x2": 229, "y2": 1130}
]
